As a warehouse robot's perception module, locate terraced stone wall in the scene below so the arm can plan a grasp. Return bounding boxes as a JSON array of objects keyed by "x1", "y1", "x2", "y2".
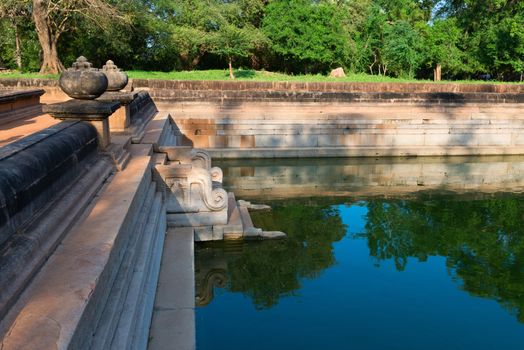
[{"x1": 136, "y1": 81, "x2": 524, "y2": 158}]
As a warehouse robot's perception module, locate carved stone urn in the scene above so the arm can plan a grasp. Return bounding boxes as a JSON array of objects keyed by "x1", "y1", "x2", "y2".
[
  {"x1": 101, "y1": 60, "x2": 129, "y2": 91},
  {"x1": 59, "y1": 56, "x2": 108, "y2": 100}
]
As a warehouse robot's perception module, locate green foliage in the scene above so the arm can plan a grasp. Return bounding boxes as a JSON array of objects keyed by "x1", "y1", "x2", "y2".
[
  {"x1": 262, "y1": 0, "x2": 349, "y2": 74},
  {"x1": 423, "y1": 18, "x2": 465, "y2": 77},
  {"x1": 0, "y1": 0, "x2": 523, "y2": 80},
  {"x1": 383, "y1": 20, "x2": 424, "y2": 78},
  {"x1": 208, "y1": 24, "x2": 268, "y2": 68}
]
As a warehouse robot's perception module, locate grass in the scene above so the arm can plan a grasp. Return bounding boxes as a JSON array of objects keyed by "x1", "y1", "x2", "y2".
[{"x1": 0, "y1": 69, "x2": 519, "y2": 84}]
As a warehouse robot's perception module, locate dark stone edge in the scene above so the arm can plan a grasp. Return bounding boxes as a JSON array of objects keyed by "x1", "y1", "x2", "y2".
[
  {"x1": 0, "y1": 89, "x2": 45, "y2": 103},
  {"x1": 0, "y1": 121, "x2": 80, "y2": 160}
]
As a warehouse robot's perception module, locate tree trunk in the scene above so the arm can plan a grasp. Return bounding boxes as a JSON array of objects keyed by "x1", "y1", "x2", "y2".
[
  {"x1": 228, "y1": 57, "x2": 234, "y2": 79},
  {"x1": 33, "y1": 0, "x2": 64, "y2": 74},
  {"x1": 434, "y1": 63, "x2": 442, "y2": 81},
  {"x1": 13, "y1": 22, "x2": 22, "y2": 70}
]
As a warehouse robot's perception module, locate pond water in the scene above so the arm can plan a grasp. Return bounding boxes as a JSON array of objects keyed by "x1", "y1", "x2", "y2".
[{"x1": 195, "y1": 157, "x2": 524, "y2": 350}]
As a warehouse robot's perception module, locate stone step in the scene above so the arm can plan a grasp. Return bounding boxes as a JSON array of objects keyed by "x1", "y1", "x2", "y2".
[
  {"x1": 111, "y1": 191, "x2": 165, "y2": 350},
  {"x1": 131, "y1": 199, "x2": 166, "y2": 350},
  {"x1": 148, "y1": 227, "x2": 195, "y2": 350},
  {"x1": 91, "y1": 182, "x2": 157, "y2": 349}
]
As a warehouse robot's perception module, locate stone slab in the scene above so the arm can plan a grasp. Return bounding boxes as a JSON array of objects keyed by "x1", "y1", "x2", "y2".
[
  {"x1": 149, "y1": 227, "x2": 195, "y2": 350},
  {"x1": 43, "y1": 99, "x2": 121, "y2": 120}
]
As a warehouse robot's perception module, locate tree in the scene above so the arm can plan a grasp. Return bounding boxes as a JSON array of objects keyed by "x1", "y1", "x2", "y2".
[
  {"x1": 32, "y1": 0, "x2": 120, "y2": 74},
  {"x1": 262, "y1": 0, "x2": 349, "y2": 74},
  {"x1": 0, "y1": 0, "x2": 30, "y2": 69},
  {"x1": 438, "y1": 0, "x2": 524, "y2": 80},
  {"x1": 209, "y1": 24, "x2": 267, "y2": 79},
  {"x1": 357, "y1": 3, "x2": 388, "y2": 75},
  {"x1": 424, "y1": 18, "x2": 464, "y2": 81},
  {"x1": 382, "y1": 20, "x2": 424, "y2": 78}
]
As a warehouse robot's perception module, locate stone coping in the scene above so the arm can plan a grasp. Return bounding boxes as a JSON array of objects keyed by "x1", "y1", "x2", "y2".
[
  {"x1": 0, "y1": 121, "x2": 77, "y2": 160},
  {"x1": 97, "y1": 91, "x2": 139, "y2": 104},
  {"x1": 43, "y1": 99, "x2": 121, "y2": 120},
  {"x1": 148, "y1": 89, "x2": 524, "y2": 104},
  {"x1": 0, "y1": 144, "x2": 155, "y2": 349},
  {"x1": 133, "y1": 78, "x2": 524, "y2": 94},
  {"x1": 0, "y1": 121, "x2": 98, "y2": 246},
  {"x1": 0, "y1": 77, "x2": 523, "y2": 93},
  {"x1": 0, "y1": 89, "x2": 45, "y2": 103}
]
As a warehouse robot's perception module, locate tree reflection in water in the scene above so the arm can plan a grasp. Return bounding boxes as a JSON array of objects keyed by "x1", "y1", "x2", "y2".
[
  {"x1": 195, "y1": 202, "x2": 346, "y2": 309},
  {"x1": 364, "y1": 195, "x2": 524, "y2": 323},
  {"x1": 196, "y1": 194, "x2": 524, "y2": 324}
]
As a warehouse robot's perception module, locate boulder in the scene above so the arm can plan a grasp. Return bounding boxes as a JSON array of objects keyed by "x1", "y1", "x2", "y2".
[{"x1": 330, "y1": 67, "x2": 346, "y2": 78}]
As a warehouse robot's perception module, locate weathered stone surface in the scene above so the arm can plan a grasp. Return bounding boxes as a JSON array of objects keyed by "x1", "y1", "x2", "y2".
[
  {"x1": 0, "y1": 144, "x2": 157, "y2": 350},
  {"x1": 43, "y1": 99, "x2": 120, "y2": 120},
  {"x1": 194, "y1": 226, "x2": 213, "y2": 241},
  {"x1": 59, "y1": 56, "x2": 108, "y2": 100},
  {"x1": 260, "y1": 231, "x2": 287, "y2": 239},
  {"x1": 237, "y1": 200, "x2": 271, "y2": 211},
  {"x1": 0, "y1": 158, "x2": 111, "y2": 325},
  {"x1": 97, "y1": 91, "x2": 137, "y2": 105},
  {"x1": 329, "y1": 67, "x2": 345, "y2": 78},
  {"x1": 149, "y1": 227, "x2": 195, "y2": 350},
  {"x1": 131, "y1": 78, "x2": 524, "y2": 93},
  {"x1": 101, "y1": 60, "x2": 128, "y2": 92},
  {"x1": 0, "y1": 121, "x2": 98, "y2": 247},
  {"x1": 0, "y1": 89, "x2": 44, "y2": 103}
]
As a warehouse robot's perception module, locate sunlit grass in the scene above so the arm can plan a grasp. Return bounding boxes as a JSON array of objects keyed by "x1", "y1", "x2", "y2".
[{"x1": 0, "y1": 69, "x2": 520, "y2": 84}]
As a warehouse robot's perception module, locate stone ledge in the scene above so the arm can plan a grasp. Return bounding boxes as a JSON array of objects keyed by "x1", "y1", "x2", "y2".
[
  {"x1": 43, "y1": 99, "x2": 121, "y2": 119},
  {"x1": 207, "y1": 146, "x2": 524, "y2": 159},
  {"x1": 131, "y1": 79, "x2": 524, "y2": 94},
  {"x1": 0, "y1": 89, "x2": 44, "y2": 103},
  {"x1": 147, "y1": 89, "x2": 524, "y2": 104}
]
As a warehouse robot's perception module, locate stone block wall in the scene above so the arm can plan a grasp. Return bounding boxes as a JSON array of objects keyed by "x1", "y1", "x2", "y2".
[{"x1": 144, "y1": 87, "x2": 524, "y2": 158}]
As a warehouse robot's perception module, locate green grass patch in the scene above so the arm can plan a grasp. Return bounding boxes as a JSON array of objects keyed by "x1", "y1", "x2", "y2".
[
  {"x1": 0, "y1": 69, "x2": 520, "y2": 84},
  {"x1": 0, "y1": 72, "x2": 59, "y2": 79}
]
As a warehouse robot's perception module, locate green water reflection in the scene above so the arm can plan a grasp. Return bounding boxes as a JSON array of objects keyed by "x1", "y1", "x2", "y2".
[
  {"x1": 197, "y1": 157, "x2": 524, "y2": 349},
  {"x1": 365, "y1": 196, "x2": 524, "y2": 323},
  {"x1": 196, "y1": 195, "x2": 524, "y2": 322},
  {"x1": 196, "y1": 203, "x2": 346, "y2": 309}
]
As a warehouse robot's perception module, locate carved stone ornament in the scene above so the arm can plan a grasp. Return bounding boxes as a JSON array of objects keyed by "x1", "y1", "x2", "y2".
[
  {"x1": 59, "y1": 56, "x2": 108, "y2": 100},
  {"x1": 102, "y1": 60, "x2": 129, "y2": 91}
]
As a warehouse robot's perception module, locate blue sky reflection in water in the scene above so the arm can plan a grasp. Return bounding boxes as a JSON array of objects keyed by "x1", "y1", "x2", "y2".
[{"x1": 195, "y1": 198, "x2": 524, "y2": 350}]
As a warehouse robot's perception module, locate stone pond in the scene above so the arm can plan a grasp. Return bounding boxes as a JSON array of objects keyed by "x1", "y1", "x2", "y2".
[
  {"x1": 1, "y1": 74, "x2": 524, "y2": 349},
  {"x1": 194, "y1": 157, "x2": 524, "y2": 350}
]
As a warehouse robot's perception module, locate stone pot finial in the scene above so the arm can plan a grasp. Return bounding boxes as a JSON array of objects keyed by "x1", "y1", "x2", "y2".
[
  {"x1": 59, "y1": 56, "x2": 108, "y2": 100},
  {"x1": 102, "y1": 60, "x2": 129, "y2": 92}
]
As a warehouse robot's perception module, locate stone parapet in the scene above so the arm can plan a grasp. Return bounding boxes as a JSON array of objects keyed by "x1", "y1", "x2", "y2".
[
  {"x1": 131, "y1": 78, "x2": 524, "y2": 94},
  {"x1": 0, "y1": 89, "x2": 45, "y2": 125},
  {"x1": 0, "y1": 121, "x2": 112, "y2": 323},
  {"x1": 0, "y1": 121, "x2": 98, "y2": 246}
]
